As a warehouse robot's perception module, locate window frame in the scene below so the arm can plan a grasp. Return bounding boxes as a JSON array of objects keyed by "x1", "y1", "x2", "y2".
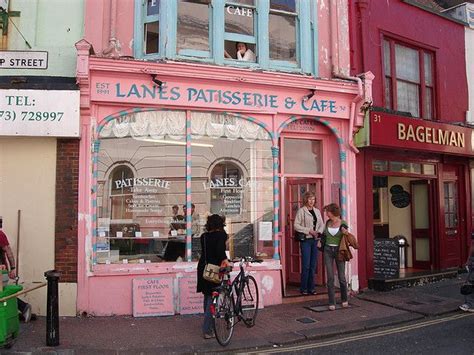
[
  {"x1": 381, "y1": 34, "x2": 436, "y2": 120},
  {"x1": 134, "y1": 0, "x2": 315, "y2": 75}
]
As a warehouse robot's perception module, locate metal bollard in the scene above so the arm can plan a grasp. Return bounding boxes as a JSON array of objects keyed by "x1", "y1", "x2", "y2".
[{"x1": 44, "y1": 270, "x2": 61, "y2": 346}]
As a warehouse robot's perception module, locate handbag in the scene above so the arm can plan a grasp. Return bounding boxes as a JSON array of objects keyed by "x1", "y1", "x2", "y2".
[
  {"x1": 317, "y1": 233, "x2": 326, "y2": 252},
  {"x1": 294, "y1": 231, "x2": 306, "y2": 242},
  {"x1": 202, "y1": 233, "x2": 221, "y2": 284}
]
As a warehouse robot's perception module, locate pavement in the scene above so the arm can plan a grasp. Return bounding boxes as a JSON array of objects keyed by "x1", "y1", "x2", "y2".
[{"x1": 2, "y1": 275, "x2": 468, "y2": 354}]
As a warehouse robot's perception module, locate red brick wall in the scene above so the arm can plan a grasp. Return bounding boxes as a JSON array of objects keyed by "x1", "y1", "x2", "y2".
[{"x1": 55, "y1": 139, "x2": 79, "y2": 283}]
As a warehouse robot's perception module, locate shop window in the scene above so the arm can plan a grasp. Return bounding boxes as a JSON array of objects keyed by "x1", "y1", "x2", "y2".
[
  {"x1": 177, "y1": 0, "x2": 211, "y2": 56},
  {"x1": 422, "y1": 164, "x2": 435, "y2": 175},
  {"x1": 382, "y1": 38, "x2": 435, "y2": 119},
  {"x1": 190, "y1": 112, "x2": 273, "y2": 260},
  {"x1": 372, "y1": 160, "x2": 388, "y2": 172},
  {"x1": 134, "y1": 0, "x2": 315, "y2": 74},
  {"x1": 96, "y1": 111, "x2": 186, "y2": 264},
  {"x1": 283, "y1": 138, "x2": 322, "y2": 175}
]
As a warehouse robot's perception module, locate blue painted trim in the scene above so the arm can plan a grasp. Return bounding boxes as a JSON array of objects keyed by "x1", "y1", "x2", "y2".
[
  {"x1": 213, "y1": 0, "x2": 225, "y2": 65},
  {"x1": 273, "y1": 253, "x2": 280, "y2": 260},
  {"x1": 134, "y1": 0, "x2": 143, "y2": 58},
  {"x1": 224, "y1": 33, "x2": 256, "y2": 44},
  {"x1": 165, "y1": 0, "x2": 177, "y2": 58},
  {"x1": 258, "y1": 0, "x2": 269, "y2": 69},
  {"x1": 312, "y1": 0, "x2": 319, "y2": 77},
  {"x1": 299, "y1": 0, "x2": 311, "y2": 73},
  {"x1": 178, "y1": 49, "x2": 211, "y2": 58}
]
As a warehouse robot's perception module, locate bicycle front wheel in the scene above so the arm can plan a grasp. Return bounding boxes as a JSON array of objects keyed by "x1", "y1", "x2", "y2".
[
  {"x1": 241, "y1": 275, "x2": 259, "y2": 327},
  {"x1": 213, "y1": 290, "x2": 234, "y2": 346}
]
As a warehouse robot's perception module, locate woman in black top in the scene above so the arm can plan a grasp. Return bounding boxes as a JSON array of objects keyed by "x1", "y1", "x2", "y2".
[{"x1": 196, "y1": 214, "x2": 228, "y2": 339}]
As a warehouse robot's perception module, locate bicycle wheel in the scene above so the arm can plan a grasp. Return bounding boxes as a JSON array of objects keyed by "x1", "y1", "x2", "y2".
[
  {"x1": 213, "y1": 290, "x2": 234, "y2": 346},
  {"x1": 241, "y1": 275, "x2": 259, "y2": 327}
]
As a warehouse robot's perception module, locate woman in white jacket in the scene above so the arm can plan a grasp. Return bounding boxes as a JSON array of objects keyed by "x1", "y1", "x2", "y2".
[{"x1": 294, "y1": 191, "x2": 324, "y2": 295}]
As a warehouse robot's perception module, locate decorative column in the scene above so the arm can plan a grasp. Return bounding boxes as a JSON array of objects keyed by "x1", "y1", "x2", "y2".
[
  {"x1": 185, "y1": 113, "x2": 192, "y2": 262},
  {"x1": 271, "y1": 146, "x2": 280, "y2": 260}
]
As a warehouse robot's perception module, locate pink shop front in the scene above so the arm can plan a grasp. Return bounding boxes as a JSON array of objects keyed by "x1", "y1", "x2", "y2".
[{"x1": 75, "y1": 48, "x2": 370, "y2": 316}]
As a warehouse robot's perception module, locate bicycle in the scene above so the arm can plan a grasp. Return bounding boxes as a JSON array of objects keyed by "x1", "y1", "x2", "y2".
[{"x1": 211, "y1": 256, "x2": 262, "y2": 346}]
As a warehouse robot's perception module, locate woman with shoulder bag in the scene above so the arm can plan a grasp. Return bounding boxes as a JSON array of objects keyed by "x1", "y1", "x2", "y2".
[
  {"x1": 196, "y1": 214, "x2": 229, "y2": 339},
  {"x1": 294, "y1": 192, "x2": 324, "y2": 295},
  {"x1": 322, "y1": 203, "x2": 350, "y2": 311}
]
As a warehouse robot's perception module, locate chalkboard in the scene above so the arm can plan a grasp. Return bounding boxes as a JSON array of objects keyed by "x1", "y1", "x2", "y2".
[{"x1": 373, "y1": 239, "x2": 399, "y2": 279}]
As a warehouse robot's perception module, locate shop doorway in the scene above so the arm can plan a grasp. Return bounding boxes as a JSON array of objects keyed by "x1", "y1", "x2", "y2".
[
  {"x1": 410, "y1": 180, "x2": 434, "y2": 269},
  {"x1": 284, "y1": 178, "x2": 323, "y2": 286}
]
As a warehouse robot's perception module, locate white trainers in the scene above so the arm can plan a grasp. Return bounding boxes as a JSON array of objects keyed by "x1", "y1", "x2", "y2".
[
  {"x1": 22, "y1": 304, "x2": 32, "y2": 323},
  {"x1": 459, "y1": 303, "x2": 474, "y2": 312}
]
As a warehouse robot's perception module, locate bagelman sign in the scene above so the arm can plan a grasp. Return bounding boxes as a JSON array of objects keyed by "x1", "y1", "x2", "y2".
[
  {"x1": 369, "y1": 111, "x2": 474, "y2": 156},
  {"x1": 0, "y1": 89, "x2": 80, "y2": 137}
]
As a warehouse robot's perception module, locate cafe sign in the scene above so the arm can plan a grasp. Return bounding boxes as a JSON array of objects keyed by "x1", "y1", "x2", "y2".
[
  {"x1": 368, "y1": 111, "x2": 473, "y2": 156},
  {"x1": 0, "y1": 89, "x2": 80, "y2": 137}
]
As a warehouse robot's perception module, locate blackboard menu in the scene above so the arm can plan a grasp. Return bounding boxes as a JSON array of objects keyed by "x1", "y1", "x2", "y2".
[{"x1": 373, "y1": 239, "x2": 399, "y2": 279}]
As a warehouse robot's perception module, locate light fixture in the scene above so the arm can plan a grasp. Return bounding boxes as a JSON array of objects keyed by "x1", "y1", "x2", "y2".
[
  {"x1": 136, "y1": 137, "x2": 214, "y2": 148},
  {"x1": 151, "y1": 74, "x2": 163, "y2": 89},
  {"x1": 302, "y1": 89, "x2": 316, "y2": 102}
]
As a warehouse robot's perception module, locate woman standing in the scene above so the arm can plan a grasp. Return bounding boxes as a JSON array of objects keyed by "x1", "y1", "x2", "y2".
[
  {"x1": 196, "y1": 214, "x2": 228, "y2": 339},
  {"x1": 294, "y1": 192, "x2": 324, "y2": 295},
  {"x1": 323, "y1": 203, "x2": 349, "y2": 310}
]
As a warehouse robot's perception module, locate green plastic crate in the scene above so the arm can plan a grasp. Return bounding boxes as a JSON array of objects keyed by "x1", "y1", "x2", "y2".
[{"x1": 0, "y1": 284, "x2": 23, "y2": 346}]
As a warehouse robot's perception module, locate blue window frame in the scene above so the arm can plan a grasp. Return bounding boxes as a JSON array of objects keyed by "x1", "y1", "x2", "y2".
[{"x1": 134, "y1": 0, "x2": 317, "y2": 75}]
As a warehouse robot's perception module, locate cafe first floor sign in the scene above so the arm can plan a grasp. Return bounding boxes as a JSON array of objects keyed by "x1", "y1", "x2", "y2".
[
  {"x1": 132, "y1": 277, "x2": 174, "y2": 317},
  {"x1": 0, "y1": 89, "x2": 80, "y2": 137}
]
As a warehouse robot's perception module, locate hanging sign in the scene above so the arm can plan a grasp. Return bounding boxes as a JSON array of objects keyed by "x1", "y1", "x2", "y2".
[
  {"x1": 0, "y1": 51, "x2": 48, "y2": 69},
  {"x1": 0, "y1": 89, "x2": 80, "y2": 137}
]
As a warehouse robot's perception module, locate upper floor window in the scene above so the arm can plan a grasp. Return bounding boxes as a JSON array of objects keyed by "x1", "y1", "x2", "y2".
[
  {"x1": 382, "y1": 38, "x2": 435, "y2": 120},
  {"x1": 135, "y1": 0, "x2": 314, "y2": 74}
]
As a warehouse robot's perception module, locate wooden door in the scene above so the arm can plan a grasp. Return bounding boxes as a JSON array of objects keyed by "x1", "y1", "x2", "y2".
[
  {"x1": 440, "y1": 165, "x2": 464, "y2": 268},
  {"x1": 411, "y1": 180, "x2": 434, "y2": 269},
  {"x1": 285, "y1": 178, "x2": 323, "y2": 285}
]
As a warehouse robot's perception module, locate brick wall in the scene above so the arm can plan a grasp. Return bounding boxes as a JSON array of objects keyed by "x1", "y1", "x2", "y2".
[{"x1": 55, "y1": 139, "x2": 79, "y2": 282}]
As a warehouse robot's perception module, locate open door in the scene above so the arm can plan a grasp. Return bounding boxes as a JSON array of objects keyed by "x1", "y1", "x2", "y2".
[
  {"x1": 411, "y1": 180, "x2": 434, "y2": 269},
  {"x1": 285, "y1": 178, "x2": 323, "y2": 286}
]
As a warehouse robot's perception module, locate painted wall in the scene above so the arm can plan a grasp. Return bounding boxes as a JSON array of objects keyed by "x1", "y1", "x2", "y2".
[
  {"x1": 7, "y1": 0, "x2": 84, "y2": 76},
  {"x1": 466, "y1": 28, "x2": 474, "y2": 124},
  {"x1": 0, "y1": 138, "x2": 75, "y2": 316},
  {"x1": 349, "y1": 0, "x2": 468, "y2": 123}
]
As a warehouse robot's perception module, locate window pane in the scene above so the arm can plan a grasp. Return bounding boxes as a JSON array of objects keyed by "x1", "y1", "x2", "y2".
[
  {"x1": 397, "y1": 80, "x2": 420, "y2": 117},
  {"x1": 424, "y1": 52, "x2": 433, "y2": 86},
  {"x1": 177, "y1": 0, "x2": 210, "y2": 52},
  {"x1": 269, "y1": 13, "x2": 296, "y2": 62},
  {"x1": 96, "y1": 111, "x2": 187, "y2": 264},
  {"x1": 384, "y1": 76, "x2": 392, "y2": 109},
  {"x1": 425, "y1": 87, "x2": 433, "y2": 120},
  {"x1": 225, "y1": 4, "x2": 254, "y2": 36},
  {"x1": 191, "y1": 112, "x2": 273, "y2": 260},
  {"x1": 270, "y1": 0, "x2": 296, "y2": 12},
  {"x1": 395, "y1": 44, "x2": 420, "y2": 83},
  {"x1": 284, "y1": 139, "x2": 322, "y2": 174},
  {"x1": 383, "y1": 40, "x2": 391, "y2": 76},
  {"x1": 372, "y1": 160, "x2": 388, "y2": 172},
  {"x1": 390, "y1": 161, "x2": 411, "y2": 173},
  {"x1": 422, "y1": 164, "x2": 435, "y2": 175},
  {"x1": 147, "y1": 0, "x2": 159, "y2": 16},
  {"x1": 144, "y1": 22, "x2": 159, "y2": 54}
]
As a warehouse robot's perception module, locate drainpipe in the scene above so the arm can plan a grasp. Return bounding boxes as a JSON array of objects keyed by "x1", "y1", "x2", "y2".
[
  {"x1": 102, "y1": 0, "x2": 121, "y2": 58},
  {"x1": 329, "y1": 0, "x2": 365, "y2": 154}
]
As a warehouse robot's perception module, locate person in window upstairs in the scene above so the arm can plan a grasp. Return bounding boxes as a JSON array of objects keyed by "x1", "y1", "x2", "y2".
[
  {"x1": 0, "y1": 217, "x2": 32, "y2": 322},
  {"x1": 294, "y1": 191, "x2": 324, "y2": 295},
  {"x1": 224, "y1": 42, "x2": 256, "y2": 62},
  {"x1": 322, "y1": 203, "x2": 349, "y2": 310},
  {"x1": 196, "y1": 214, "x2": 229, "y2": 339}
]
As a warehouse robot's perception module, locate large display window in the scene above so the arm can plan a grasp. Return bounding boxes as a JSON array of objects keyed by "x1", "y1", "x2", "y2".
[{"x1": 94, "y1": 110, "x2": 274, "y2": 265}]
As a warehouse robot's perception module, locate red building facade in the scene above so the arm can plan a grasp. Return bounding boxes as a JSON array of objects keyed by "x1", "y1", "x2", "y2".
[{"x1": 350, "y1": 0, "x2": 473, "y2": 288}]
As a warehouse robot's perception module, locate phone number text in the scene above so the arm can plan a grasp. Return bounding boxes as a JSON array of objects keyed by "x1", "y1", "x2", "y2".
[{"x1": 0, "y1": 111, "x2": 64, "y2": 122}]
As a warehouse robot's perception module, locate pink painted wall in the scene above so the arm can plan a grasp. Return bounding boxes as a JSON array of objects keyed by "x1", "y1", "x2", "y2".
[{"x1": 349, "y1": 0, "x2": 468, "y2": 122}]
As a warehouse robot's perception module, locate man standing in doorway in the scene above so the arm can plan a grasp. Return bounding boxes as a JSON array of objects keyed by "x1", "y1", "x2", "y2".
[{"x1": 0, "y1": 217, "x2": 32, "y2": 322}]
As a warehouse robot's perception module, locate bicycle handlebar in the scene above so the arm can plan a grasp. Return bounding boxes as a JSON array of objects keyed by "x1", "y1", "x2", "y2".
[{"x1": 230, "y1": 256, "x2": 264, "y2": 263}]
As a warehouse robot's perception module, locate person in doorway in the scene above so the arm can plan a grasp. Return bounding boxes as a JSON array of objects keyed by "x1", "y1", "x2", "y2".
[
  {"x1": 294, "y1": 192, "x2": 324, "y2": 295},
  {"x1": 322, "y1": 203, "x2": 349, "y2": 310},
  {"x1": 224, "y1": 42, "x2": 256, "y2": 62},
  {"x1": 459, "y1": 239, "x2": 474, "y2": 312},
  {"x1": 196, "y1": 214, "x2": 229, "y2": 339},
  {"x1": 0, "y1": 217, "x2": 32, "y2": 322},
  {"x1": 183, "y1": 203, "x2": 201, "y2": 236}
]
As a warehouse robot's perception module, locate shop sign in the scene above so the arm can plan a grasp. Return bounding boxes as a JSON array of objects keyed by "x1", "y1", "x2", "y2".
[
  {"x1": 369, "y1": 111, "x2": 474, "y2": 156},
  {"x1": 132, "y1": 277, "x2": 174, "y2": 317},
  {"x1": 0, "y1": 89, "x2": 80, "y2": 137},
  {"x1": 178, "y1": 275, "x2": 203, "y2": 315},
  {"x1": 91, "y1": 79, "x2": 349, "y2": 119},
  {"x1": 0, "y1": 51, "x2": 48, "y2": 69}
]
